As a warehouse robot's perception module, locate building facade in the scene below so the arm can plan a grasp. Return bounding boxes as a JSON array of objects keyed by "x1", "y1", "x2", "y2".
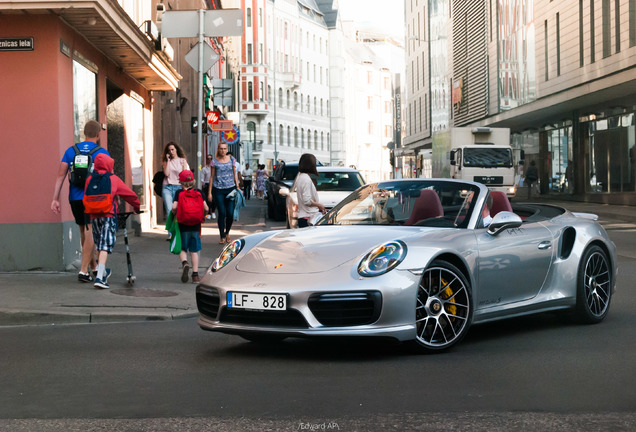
[
  {"x1": 405, "y1": 0, "x2": 636, "y2": 205},
  {"x1": 0, "y1": 0, "x2": 179, "y2": 271}
]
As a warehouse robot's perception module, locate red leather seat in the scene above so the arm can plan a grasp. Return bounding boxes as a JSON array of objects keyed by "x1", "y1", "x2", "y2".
[
  {"x1": 489, "y1": 191, "x2": 512, "y2": 217},
  {"x1": 405, "y1": 190, "x2": 444, "y2": 225}
]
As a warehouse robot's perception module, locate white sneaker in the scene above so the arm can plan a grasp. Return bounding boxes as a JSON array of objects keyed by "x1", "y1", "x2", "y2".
[{"x1": 212, "y1": 213, "x2": 217, "y2": 219}]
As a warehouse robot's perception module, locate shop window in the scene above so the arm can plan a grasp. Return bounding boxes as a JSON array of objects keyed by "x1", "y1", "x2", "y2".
[
  {"x1": 587, "y1": 114, "x2": 636, "y2": 193},
  {"x1": 73, "y1": 57, "x2": 97, "y2": 142}
]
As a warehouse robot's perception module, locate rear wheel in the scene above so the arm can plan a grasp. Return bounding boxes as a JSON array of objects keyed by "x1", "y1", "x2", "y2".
[
  {"x1": 409, "y1": 260, "x2": 473, "y2": 352},
  {"x1": 575, "y1": 245, "x2": 612, "y2": 324}
]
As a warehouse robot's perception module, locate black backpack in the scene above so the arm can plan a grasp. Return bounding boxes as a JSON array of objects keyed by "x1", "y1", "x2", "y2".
[{"x1": 69, "y1": 144, "x2": 101, "y2": 188}]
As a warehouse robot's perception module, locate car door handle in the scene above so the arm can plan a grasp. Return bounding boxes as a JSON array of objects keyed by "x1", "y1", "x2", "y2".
[{"x1": 538, "y1": 241, "x2": 552, "y2": 250}]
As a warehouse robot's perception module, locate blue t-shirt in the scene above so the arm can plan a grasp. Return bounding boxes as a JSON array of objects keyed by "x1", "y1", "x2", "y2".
[{"x1": 61, "y1": 141, "x2": 110, "y2": 201}]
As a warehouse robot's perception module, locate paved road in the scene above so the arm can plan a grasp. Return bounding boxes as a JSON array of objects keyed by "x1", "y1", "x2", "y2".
[{"x1": 1, "y1": 202, "x2": 635, "y2": 431}]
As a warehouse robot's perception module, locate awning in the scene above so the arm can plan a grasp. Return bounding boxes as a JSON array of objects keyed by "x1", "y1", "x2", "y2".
[{"x1": 1, "y1": 0, "x2": 181, "y2": 91}]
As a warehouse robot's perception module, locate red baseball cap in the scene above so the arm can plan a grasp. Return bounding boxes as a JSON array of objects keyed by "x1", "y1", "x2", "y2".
[{"x1": 178, "y1": 170, "x2": 194, "y2": 182}]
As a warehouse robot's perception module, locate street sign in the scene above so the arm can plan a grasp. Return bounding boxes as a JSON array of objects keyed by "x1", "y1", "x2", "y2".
[
  {"x1": 207, "y1": 110, "x2": 220, "y2": 125},
  {"x1": 185, "y1": 42, "x2": 219, "y2": 73},
  {"x1": 162, "y1": 9, "x2": 243, "y2": 38}
]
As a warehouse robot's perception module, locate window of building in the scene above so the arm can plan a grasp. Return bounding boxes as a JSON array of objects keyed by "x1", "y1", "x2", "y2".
[
  {"x1": 294, "y1": 127, "x2": 299, "y2": 147},
  {"x1": 615, "y1": 0, "x2": 621, "y2": 52},
  {"x1": 259, "y1": 8, "x2": 263, "y2": 27},
  {"x1": 368, "y1": 122, "x2": 374, "y2": 135},
  {"x1": 630, "y1": 0, "x2": 636, "y2": 47},
  {"x1": 286, "y1": 90, "x2": 290, "y2": 108},
  {"x1": 544, "y1": 20, "x2": 549, "y2": 81},
  {"x1": 72, "y1": 57, "x2": 97, "y2": 142},
  {"x1": 260, "y1": 82, "x2": 264, "y2": 101},
  {"x1": 278, "y1": 88, "x2": 283, "y2": 107},
  {"x1": 259, "y1": 44, "x2": 263, "y2": 63},
  {"x1": 314, "y1": 131, "x2": 318, "y2": 150},
  {"x1": 314, "y1": 97, "x2": 317, "y2": 114},
  {"x1": 556, "y1": 13, "x2": 561, "y2": 76},
  {"x1": 268, "y1": 122, "x2": 272, "y2": 145},
  {"x1": 367, "y1": 71, "x2": 373, "y2": 84},
  {"x1": 590, "y1": 0, "x2": 596, "y2": 63},
  {"x1": 247, "y1": 8, "x2": 252, "y2": 27},
  {"x1": 247, "y1": 44, "x2": 253, "y2": 64},
  {"x1": 287, "y1": 126, "x2": 291, "y2": 146},
  {"x1": 294, "y1": 92, "x2": 298, "y2": 110},
  {"x1": 248, "y1": 82, "x2": 253, "y2": 101},
  {"x1": 308, "y1": 129, "x2": 312, "y2": 149},
  {"x1": 320, "y1": 98, "x2": 323, "y2": 115},
  {"x1": 579, "y1": 0, "x2": 585, "y2": 66},
  {"x1": 321, "y1": 132, "x2": 324, "y2": 151},
  {"x1": 279, "y1": 124, "x2": 284, "y2": 147},
  {"x1": 602, "y1": 0, "x2": 611, "y2": 58},
  {"x1": 301, "y1": 128, "x2": 305, "y2": 148}
]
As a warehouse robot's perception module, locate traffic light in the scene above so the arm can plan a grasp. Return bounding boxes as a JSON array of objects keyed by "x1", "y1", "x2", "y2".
[
  {"x1": 204, "y1": 74, "x2": 212, "y2": 111},
  {"x1": 191, "y1": 117, "x2": 207, "y2": 134}
]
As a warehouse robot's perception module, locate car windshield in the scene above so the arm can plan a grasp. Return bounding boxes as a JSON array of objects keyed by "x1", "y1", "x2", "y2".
[
  {"x1": 317, "y1": 180, "x2": 481, "y2": 228},
  {"x1": 315, "y1": 171, "x2": 365, "y2": 191},
  {"x1": 463, "y1": 147, "x2": 513, "y2": 168}
]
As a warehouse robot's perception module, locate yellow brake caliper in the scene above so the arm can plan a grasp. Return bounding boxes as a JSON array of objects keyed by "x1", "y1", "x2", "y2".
[{"x1": 440, "y1": 277, "x2": 457, "y2": 317}]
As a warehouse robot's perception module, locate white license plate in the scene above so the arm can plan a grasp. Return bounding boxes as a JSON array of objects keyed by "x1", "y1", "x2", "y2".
[{"x1": 227, "y1": 292, "x2": 287, "y2": 311}]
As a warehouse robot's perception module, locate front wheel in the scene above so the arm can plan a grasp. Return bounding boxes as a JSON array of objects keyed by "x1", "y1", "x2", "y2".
[
  {"x1": 408, "y1": 260, "x2": 473, "y2": 353},
  {"x1": 575, "y1": 245, "x2": 612, "y2": 324}
]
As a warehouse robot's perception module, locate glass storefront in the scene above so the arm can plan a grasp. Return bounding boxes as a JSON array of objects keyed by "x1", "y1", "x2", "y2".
[
  {"x1": 585, "y1": 113, "x2": 635, "y2": 193},
  {"x1": 546, "y1": 125, "x2": 574, "y2": 194}
]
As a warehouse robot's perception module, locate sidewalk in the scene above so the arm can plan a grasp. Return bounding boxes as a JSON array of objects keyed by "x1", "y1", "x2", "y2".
[
  {"x1": 0, "y1": 197, "x2": 273, "y2": 327},
  {"x1": 1, "y1": 194, "x2": 633, "y2": 327}
]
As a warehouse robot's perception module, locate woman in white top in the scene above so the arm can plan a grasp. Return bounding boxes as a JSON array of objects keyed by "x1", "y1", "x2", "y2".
[
  {"x1": 295, "y1": 153, "x2": 326, "y2": 228},
  {"x1": 161, "y1": 142, "x2": 189, "y2": 218}
]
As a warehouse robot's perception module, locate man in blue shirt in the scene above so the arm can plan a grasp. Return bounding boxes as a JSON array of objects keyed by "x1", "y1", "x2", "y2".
[{"x1": 51, "y1": 120, "x2": 110, "y2": 283}]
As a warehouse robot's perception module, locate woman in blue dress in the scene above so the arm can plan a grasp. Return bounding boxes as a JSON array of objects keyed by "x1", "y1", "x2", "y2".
[{"x1": 208, "y1": 143, "x2": 240, "y2": 244}]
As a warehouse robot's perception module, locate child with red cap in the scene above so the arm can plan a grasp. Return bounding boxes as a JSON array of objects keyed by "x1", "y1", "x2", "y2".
[{"x1": 173, "y1": 170, "x2": 208, "y2": 283}]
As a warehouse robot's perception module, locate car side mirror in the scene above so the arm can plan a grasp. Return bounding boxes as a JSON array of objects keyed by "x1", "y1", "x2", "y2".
[{"x1": 487, "y1": 211, "x2": 523, "y2": 236}]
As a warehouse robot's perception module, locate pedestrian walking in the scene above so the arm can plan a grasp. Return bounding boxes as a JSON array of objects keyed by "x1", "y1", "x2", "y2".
[
  {"x1": 51, "y1": 120, "x2": 110, "y2": 283},
  {"x1": 295, "y1": 153, "x2": 326, "y2": 228},
  {"x1": 173, "y1": 170, "x2": 208, "y2": 283},
  {"x1": 161, "y1": 142, "x2": 189, "y2": 221},
  {"x1": 525, "y1": 160, "x2": 539, "y2": 199},
  {"x1": 208, "y1": 143, "x2": 241, "y2": 244},
  {"x1": 241, "y1": 163, "x2": 254, "y2": 199},
  {"x1": 200, "y1": 154, "x2": 216, "y2": 219},
  {"x1": 255, "y1": 164, "x2": 268, "y2": 199},
  {"x1": 83, "y1": 153, "x2": 140, "y2": 289}
]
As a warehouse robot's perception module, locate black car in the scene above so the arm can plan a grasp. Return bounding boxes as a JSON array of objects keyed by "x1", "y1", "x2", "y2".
[{"x1": 266, "y1": 160, "x2": 323, "y2": 221}]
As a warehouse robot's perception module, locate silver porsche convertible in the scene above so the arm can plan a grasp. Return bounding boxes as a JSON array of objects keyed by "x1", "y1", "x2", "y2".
[{"x1": 196, "y1": 179, "x2": 617, "y2": 352}]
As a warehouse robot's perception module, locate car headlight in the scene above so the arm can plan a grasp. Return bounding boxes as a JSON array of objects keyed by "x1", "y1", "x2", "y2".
[
  {"x1": 358, "y1": 240, "x2": 407, "y2": 277},
  {"x1": 211, "y1": 239, "x2": 245, "y2": 272}
]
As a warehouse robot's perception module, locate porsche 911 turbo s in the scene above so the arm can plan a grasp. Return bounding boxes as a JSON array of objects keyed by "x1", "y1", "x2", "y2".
[{"x1": 196, "y1": 179, "x2": 617, "y2": 352}]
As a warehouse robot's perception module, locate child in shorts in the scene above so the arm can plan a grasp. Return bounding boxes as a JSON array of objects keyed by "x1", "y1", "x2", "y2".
[
  {"x1": 85, "y1": 154, "x2": 140, "y2": 289},
  {"x1": 173, "y1": 170, "x2": 208, "y2": 283}
]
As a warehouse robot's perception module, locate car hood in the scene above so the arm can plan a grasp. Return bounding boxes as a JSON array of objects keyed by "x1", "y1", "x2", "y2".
[{"x1": 235, "y1": 225, "x2": 432, "y2": 274}]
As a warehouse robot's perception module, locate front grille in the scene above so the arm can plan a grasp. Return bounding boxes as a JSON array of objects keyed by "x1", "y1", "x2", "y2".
[
  {"x1": 473, "y1": 175, "x2": 503, "y2": 185},
  {"x1": 219, "y1": 308, "x2": 309, "y2": 328},
  {"x1": 196, "y1": 286, "x2": 220, "y2": 319},
  {"x1": 308, "y1": 291, "x2": 382, "y2": 327}
]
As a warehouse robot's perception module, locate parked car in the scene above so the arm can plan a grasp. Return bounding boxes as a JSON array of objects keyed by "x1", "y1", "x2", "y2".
[
  {"x1": 196, "y1": 178, "x2": 617, "y2": 352},
  {"x1": 281, "y1": 167, "x2": 365, "y2": 229}
]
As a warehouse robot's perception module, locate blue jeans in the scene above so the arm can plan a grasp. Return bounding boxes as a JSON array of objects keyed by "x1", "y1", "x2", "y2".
[
  {"x1": 162, "y1": 184, "x2": 181, "y2": 217},
  {"x1": 213, "y1": 187, "x2": 236, "y2": 238}
]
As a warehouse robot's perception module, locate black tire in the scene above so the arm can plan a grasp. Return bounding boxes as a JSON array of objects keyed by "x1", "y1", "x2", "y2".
[
  {"x1": 575, "y1": 245, "x2": 612, "y2": 324},
  {"x1": 267, "y1": 195, "x2": 275, "y2": 220},
  {"x1": 408, "y1": 260, "x2": 473, "y2": 353}
]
